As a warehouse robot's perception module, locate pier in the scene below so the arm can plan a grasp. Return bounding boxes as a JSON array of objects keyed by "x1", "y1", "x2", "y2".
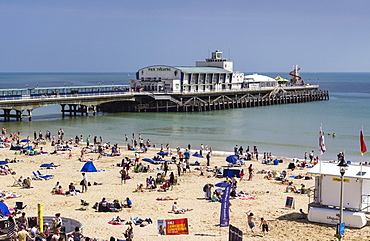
[
  {"x1": 0, "y1": 85, "x2": 328, "y2": 121},
  {"x1": 100, "y1": 86, "x2": 329, "y2": 112}
]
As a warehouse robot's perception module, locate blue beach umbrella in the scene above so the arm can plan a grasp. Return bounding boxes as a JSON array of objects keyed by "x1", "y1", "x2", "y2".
[
  {"x1": 226, "y1": 155, "x2": 239, "y2": 164},
  {"x1": 157, "y1": 151, "x2": 168, "y2": 156},
  {"x1": 215, "y1": 182, "x2": 231, "y2": 188},
  {"x1": 192, "y1": 153, "x2": 204, "y2": 158},
  {"x1": 0, "y1": 160, "x2": 9, "y2": 165},
  {"x1": 142, "y1": 158, "x2": 155, "y2": 164}
]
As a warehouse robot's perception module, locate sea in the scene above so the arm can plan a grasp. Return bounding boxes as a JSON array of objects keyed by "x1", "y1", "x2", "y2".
[{"x1": 0, "y1": 72, "x2": 369, "y2": 163}]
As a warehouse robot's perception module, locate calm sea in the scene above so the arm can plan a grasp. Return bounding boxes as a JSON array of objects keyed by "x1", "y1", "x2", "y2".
[{"x1": 0, "y1": 72, "x2": 370, "y2": 163}]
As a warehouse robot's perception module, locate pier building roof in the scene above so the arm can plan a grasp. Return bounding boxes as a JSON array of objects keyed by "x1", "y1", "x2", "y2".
[
  {"x1": 172, "y1": 66, "x2": 232, "y2": 74},
  {"x1": 244, "y1": 74, "x2": 276, "y2": 82}
]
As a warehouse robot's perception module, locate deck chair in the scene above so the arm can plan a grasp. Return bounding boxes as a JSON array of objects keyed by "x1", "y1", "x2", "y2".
[
  {"x1": 37, "y1": 170, "x2": 54, "y2": 179},
  {"x1": 32, "y1": 171, "x2": 46, "y2": 180},
  {"x1": 15, "y1": 202, "x2": 27, "y2": 210},
  {"x1": 12, "y1": 176, "x2": 23, "y2": 187}
]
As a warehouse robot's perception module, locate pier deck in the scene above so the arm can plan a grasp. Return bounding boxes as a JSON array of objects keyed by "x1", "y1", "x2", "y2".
[{"x1": 0, "y1": 85, "x2": 328, "y2": 121}]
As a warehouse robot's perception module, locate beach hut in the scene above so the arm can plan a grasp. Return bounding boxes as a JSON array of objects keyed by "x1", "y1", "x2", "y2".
[
  {"x1": 307, "y1": 162, "x2": 369, "y2": 228},
  {"x1": 80, "y1": 161, "x2": 98, "y2": 172}
]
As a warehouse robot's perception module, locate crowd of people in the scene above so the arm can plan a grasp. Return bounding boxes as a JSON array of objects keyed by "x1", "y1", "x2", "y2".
[{"x1": 0, "y1": 128, "x2": 321, "y2": 240}]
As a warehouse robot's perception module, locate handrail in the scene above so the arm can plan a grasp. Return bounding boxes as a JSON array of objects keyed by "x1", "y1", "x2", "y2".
[{"x1": 0, "y1": 85, "x2": 325, "y2": 103}]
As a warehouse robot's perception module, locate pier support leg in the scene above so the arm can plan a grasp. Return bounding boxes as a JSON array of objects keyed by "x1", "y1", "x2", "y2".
[
  {"x1": 16, "y1": 110, "x2": 21, "y2": 121},
  {"x1": 61, "y1": 105, "x2": 65, "y2": 117},
  {"x1": 27, "y1": 109, "x2": 33, "y2": 121},
  {"x1": 4, "y1": 109, "x2": 10, "y2": 122}
]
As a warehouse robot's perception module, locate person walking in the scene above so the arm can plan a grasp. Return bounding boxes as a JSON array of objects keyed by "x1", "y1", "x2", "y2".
[
  {"x1": 120, "y1": 168, "x2": 127, "y2": 184},
  {"x1": 206, "y1": 152, "x2": 211, "y2": 166},
  {"x1": 248, "y1": 164, "x2": 254, "y2": 181},
  {"x1": 81, "y1": 173, "x2": 88, "y2": 193},
  {"x1": 17, "y1": 225, "x2": 33, "y2": 241},
  {"x1": 7, "y1": 212, "x2": 17, "y2": 241}
]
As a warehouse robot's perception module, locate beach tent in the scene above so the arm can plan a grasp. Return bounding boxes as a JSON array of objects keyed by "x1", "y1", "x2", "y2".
[
  {"x1": 223, "y1": 169, "x2": 240, "y2": 178},
  {"x1": 0, "y1": 201, "x2": 11, "y2": 216},
  {"x1": 80, "y1": 161, "x2": 97, "y2": 172}
]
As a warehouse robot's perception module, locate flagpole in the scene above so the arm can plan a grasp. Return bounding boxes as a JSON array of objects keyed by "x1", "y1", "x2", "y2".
[
  {"x1": 361, "y1": 127, "x2": 363, "y2": 177},
  {"x1": 319, "y1": 123, "x2": 323, "y2": 174},
  {"x1": 360, "y1": 126, "x2": 367, "y2": 177}
]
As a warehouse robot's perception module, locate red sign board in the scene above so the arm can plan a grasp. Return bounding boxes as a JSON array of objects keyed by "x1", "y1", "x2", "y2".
[{"x1": 160, "y1": 218, "x2": 189, "y2": 235}]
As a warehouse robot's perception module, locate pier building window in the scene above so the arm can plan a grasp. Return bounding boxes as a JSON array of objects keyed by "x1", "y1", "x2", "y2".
[{"x1": 206, "y1": 74, "x2": 211, "y2": 84}]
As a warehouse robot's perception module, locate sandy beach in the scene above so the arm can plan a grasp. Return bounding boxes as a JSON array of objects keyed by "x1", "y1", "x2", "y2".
[{"x1": 0, "y1": 137, "x2": 367, "y2": 241}]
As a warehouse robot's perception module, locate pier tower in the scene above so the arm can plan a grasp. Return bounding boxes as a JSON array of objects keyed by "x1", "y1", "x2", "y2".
[
  {"x1": 196, "y1": 50, "x2": 233, "y2": 72},
  {"x1": 289, "y1": 65, "x2": 302, "y2": 85}
]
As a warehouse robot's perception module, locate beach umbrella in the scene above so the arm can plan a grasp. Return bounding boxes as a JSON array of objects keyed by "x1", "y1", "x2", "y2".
[
  {"x1": 0, "y1": 160, "x2": 9, "y2": 165},
  {"x1": 215, "y1": 182, "x2": 231, "y2": 188},
  {"x1": 192, "y1": 153, "x2": 204, "y2": 158},
  {"x1": 157, "y1": 151, "x2": 168, "y2": 156},
  {"x1": 226, "y1": 155, "x2": 239, "y2": 164},
  {"x1": 142, "y1": 158, "x2": 155, "y2": 164}
]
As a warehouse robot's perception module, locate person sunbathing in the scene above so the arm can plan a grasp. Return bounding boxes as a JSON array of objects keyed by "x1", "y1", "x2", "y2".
[
  {"x1": 264, "y1": 171, "x2": 273, "y2": 180},
  {"x1": 156, "y1": 197, "x2": 178, "y2": 201},
  {"x1": 286, "y1": 182, "x2": 298, "y2": 193},
  {"x1": 171, "y1": 201, "x2": 192, "y2": 214},
  {"x1": 111, "y1": 216, "x2": 124, "y2": 224}
]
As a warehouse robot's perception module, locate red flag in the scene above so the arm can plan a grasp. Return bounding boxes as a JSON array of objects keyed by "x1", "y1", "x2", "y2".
[
  {"x1": 360, "y1": 130, "x2": 367, "y2": 156},
  {"x1": 319, "y1": 131, "x2": 326, "y2": 154}
]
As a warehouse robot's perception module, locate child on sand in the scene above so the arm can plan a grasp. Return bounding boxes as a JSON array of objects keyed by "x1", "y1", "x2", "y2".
[
  {"x1": 246, "y1": 211, "x2": 256, "y2": 235},
  {"x1": 260, "y1": 217, "x2": 269, "y2": 236}
]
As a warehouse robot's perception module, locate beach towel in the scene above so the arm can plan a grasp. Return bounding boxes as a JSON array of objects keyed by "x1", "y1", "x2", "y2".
[
  {"x1": 108, "y1": 222, "x2": 122, "y2": 225},
  {"x1": 240, "y1": 197, "x2": 255, "y2": 200},
  {"x1": 156, "y1": 198, "x2": 178, "y2": 201}
]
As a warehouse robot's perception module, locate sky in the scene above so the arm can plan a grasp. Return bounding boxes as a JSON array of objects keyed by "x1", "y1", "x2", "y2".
[{"x1": 1, "y1": 0, "x2": 370, "y2": 73}]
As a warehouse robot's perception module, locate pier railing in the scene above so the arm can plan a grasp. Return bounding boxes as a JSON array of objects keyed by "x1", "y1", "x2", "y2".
[{"x1": 0, "y1": 84, "x2": 320, "y2": 102}]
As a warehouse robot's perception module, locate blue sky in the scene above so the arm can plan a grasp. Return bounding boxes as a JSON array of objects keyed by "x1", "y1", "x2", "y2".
[{"x1": 1, "y1": 0, "x2": 370, "y2": 72}]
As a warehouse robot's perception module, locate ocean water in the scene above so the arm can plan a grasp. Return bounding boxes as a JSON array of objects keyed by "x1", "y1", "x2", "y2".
[{"x1": 0, "y1": 72, "x2": 369, "y2": 163}]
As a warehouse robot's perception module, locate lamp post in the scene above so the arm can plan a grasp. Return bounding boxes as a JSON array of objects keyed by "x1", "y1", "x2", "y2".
[{"x1": 337, "y1": 159, "x2": 348, "y2": 240}]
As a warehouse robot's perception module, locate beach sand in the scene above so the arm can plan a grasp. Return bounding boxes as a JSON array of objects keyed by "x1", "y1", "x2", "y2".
[{"x1": 0, "y1": 141, "x2": 368, "y2": 241}]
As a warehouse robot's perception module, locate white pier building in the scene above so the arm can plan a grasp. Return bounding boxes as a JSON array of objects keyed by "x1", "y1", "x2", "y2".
[{"x1": 130, "y1": 50, "x2": 277, "y2": 93}]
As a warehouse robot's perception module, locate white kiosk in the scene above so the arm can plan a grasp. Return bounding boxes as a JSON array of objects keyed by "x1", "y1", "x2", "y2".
[{"x1": 307, "y1": 162, "x2": 369, "y2": 228}]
